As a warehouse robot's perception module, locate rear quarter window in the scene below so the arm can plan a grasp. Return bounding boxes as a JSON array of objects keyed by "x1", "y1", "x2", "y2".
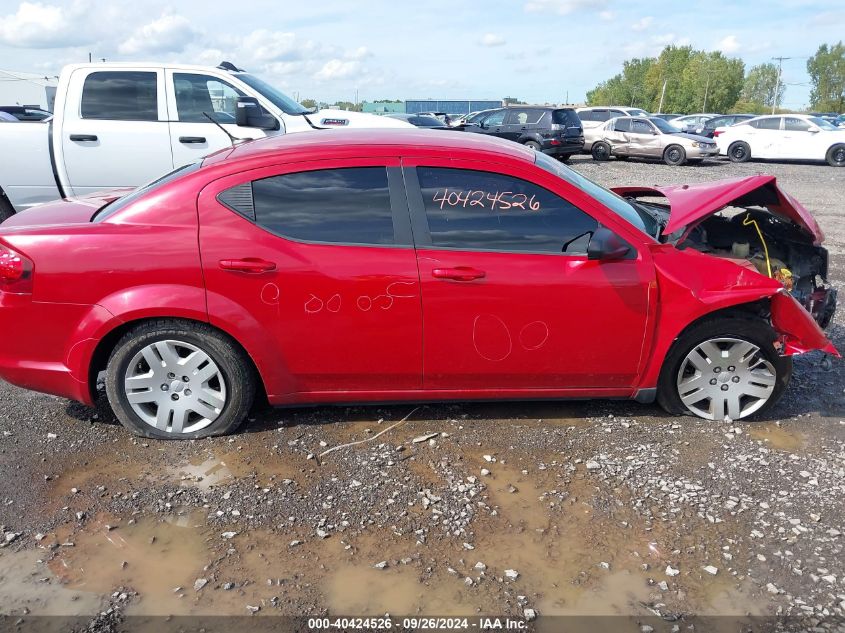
[{"x1": 552, "y1": 109, "x2": 580, "y2": 126}]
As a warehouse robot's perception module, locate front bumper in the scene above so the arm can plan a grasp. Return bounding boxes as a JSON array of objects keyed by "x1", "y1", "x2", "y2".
[{"x1": 687, "y1": 144, "x2": 720, "y2": 159}]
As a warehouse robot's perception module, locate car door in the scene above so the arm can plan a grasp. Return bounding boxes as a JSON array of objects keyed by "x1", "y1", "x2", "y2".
[
  {"x1": 749, "y1": 117, "x2": 783, "y2": 158},
  {"x1": 627, "y1": 119, "x2": 663, "y2": 157},
  {"x1": 61, "y1": 68, "x2": 174, "y2": 196},
  {"x1": 782, "y1": 117, "x2": 819, "y2": 160},
  {"x1": 604, "y1": 118, "x2": 630, "y2": 153},
  {"x1": 197, "y1": 159, "x2": 423, "y2": 398},
  {"x1": 403, "y1": 158, "x2": 653, "y2": 392},
  {"x1": 503, "y1": 108, "x2": 542, "y2": 142},
  {"x1": 166, "y1": 71, "x2": 278, "y2": 168},
  {"x1": 472, "y1": 109, "x2": 507, "y2": 138}
]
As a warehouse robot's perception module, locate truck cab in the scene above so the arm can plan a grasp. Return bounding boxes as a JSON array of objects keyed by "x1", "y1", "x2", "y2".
[{"x1": 0, "y1": 61, "x2": 410, "y2": 215}]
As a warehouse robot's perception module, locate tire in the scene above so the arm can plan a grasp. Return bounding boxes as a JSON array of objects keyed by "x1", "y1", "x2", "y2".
[
  {"x1": 0, "y1": 192, "x2": 14, "y2": 223},
  {"x1": 826, "y1": 143, "x2": 845, "y2": 167},
  {"x1": 558, "y1": 154, "x2": 571, "y2": 163},
  {"x1": 663, "y1": 144, "x2": 686, "y2": 166},
  {"x1": 105, "y1": 319, "x2": 256, "y2": 439},
  {"x1": 728, "y1": 141, "x2": 751, "y2": 163},
  {"x1": 523, "y1": 140, "x2": 541, "y2": 151},
  {"x1": 591, "y1": 141, "x2": 611, "y2": 161},
  {"x1": 657, "y1": 317, "x2": 791, "y2": 422}
]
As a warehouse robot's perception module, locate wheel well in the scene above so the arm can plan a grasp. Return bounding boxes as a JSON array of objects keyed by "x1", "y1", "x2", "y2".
[
  {"x1": 87, "y1": 317, "x2": 267, "y2": 405},
  {"x1": 672, "y1": 299, "x2": 771, "y2": 349}
]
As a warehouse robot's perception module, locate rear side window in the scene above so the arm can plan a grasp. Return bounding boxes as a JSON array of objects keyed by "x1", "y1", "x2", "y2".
[
  {"x1": 249, "y1": 167, "x2": 394, "y2": 245},
  {"x1": 752, "y1": 117, "x2": 781, "y2": 130},
  {"x1": 505, "y1": 109, "x2": 544, "y2": 125},
  {"x1": 81, "y1": 71, "x2": 158, "y2": 121},
  {"x1": 417, "y1": 167, "x2": 598, "y2": 254},
  {"x1": 613, "y1": 118, "x2": 631, "y2": 132}
]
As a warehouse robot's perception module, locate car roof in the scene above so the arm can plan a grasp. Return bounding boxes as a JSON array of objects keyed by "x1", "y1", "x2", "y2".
[{"x1": 202, "y1": 128, "x2": 537, "y2": 169}]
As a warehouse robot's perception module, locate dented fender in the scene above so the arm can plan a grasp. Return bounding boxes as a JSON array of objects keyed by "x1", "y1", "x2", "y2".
[{"x1": 771, "y1": 291, "x2": 839, "y2": 357}]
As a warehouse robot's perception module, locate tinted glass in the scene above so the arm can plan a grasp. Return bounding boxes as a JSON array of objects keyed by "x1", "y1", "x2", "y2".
[
  {"x1": 251, "y1": 167, "x2": 394, "y2": 245},
  {"x1": 576, "y1": 110, "x2": 596, "y2": 122},
  {"x1": 613, "y1": 118, "x2": 631, "y2": 132},
  {"x1": 753, "y1": 117, "x2": 781, "y2": 130},
  {"x1": 552, "y1": 109, "x2": 580, "y2": 125},
  {"x1": 417, "y1": 167, "x2": 598, "y2": 254},
  {"x1": 81, "y1": 71, "x2": 158, "y2": 121},
  {"x1": 174, "y1": 73, "x2": 244, "y2": 123},
  {"x1": 784, "y1": 117, "x2": 811, "y2": 131},
  {"x1": 408, "y1": 115, "x2": 444, "y2": 127},
  {"x1": 505, "y1": 109, "x2": 543, "y2": 125},
  {"x1": 482, "y1": 110, "x2": 506, "y2": 126},
  {"x1": 594, "y1": 109, "x2": 611, "y2": 121}
]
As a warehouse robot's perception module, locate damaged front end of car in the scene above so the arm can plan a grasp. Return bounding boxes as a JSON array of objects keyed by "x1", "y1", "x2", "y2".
[{"x1": 614, "y1": 175, "x2": 838, "y2": 334}]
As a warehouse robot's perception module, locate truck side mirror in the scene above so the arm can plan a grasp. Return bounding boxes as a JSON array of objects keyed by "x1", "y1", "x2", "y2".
[{"x1": 235, "y1": 97, "x2": 279, "y2": 131}]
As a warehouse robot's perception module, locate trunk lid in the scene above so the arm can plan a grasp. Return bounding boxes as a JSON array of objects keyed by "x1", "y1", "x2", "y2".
[
  {"x1": 0, "y1": 190, "x2": 131, "y2": 229},
  {"x1": 612, "y1": 175, "x2": 824, "y2": 245}
]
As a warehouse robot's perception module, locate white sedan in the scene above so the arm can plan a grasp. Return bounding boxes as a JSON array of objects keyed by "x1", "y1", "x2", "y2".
[{"x1": 716, "y1": 114, "x2": 845, "y2": 167}]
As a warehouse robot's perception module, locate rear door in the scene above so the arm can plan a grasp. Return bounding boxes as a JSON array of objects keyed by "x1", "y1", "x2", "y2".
[
  {"x1": 503, "y1": 108, "x2": 543, "y2": 142},
  {"x1": 403, "y1": 158, "x2": 652, "y2": 392},
  {"x1": 165, "y1": 70, "x2": 277, "y2": 168},
  {"x1": 749, "y1": 116, "x2": 783, "y2": 158},
  {"x1": 60, "y1": 68, "x2": 174, "y2": 196},
  {"x1": 198, "y1": 159, "x2": 422, "y2": 398}
]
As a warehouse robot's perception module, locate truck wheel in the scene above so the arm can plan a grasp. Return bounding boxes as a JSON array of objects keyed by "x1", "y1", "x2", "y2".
[
  {"x1": 105, "y1": 319, "x2": 256, "y2": 440},
  {"x1": 663, "y1": 144, "x2": 686, "y2": 166},
  {"x1": 0, "y1": 192, "x2": 14, "y2": 223},
  {"x1": 657, "y1": 318, "x2": 791, "y2": 421},
  {"x1": 591, "y1": 141, "x2": 611, "y2": 161},
  {"x1": 826, "y1": 144, "x2": 845, "y2": 167},
  {"x1": 523, "y1": 140, "x2": 541, "y2": 151},
  {"x1": 728, "y1": 141, "x2": 751, "y2": 163}
]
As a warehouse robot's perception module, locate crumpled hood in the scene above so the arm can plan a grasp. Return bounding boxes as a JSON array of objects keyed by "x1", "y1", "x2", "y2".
[
  {"x1": 612, "y1": 175, "x2": 824, "y2": 245},
  {"x1": 312, "y1": 109, "x2": 413, "y2": 128}
]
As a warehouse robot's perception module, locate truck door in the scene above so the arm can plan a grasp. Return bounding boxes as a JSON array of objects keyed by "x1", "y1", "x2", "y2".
[
  {"x1": 165, "y1": 71, "x2": 279, "y2": 168},
  {"x1": 60, "y1": 68, "x2": 174, "y2": 196}
]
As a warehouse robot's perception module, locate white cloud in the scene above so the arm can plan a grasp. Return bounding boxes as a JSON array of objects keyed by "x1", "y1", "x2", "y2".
[
  {"x1": 480, "y1": 33, "x2": 506, "y2": 47},
  {"x1": 717, "y1": 35, "x2": 740, "y2": 53},
  {"x1": 0, "y1": 1, "x2": 93, "y2": 48},
  {"x1": 314, "y1": 58, "x2": 361, "y2": 81},
  {"x1": 239, "y1": 29, "x2": 323, "y2": 63},
  {"x1": 599, "y1": 10, "x2": 615, "y2": 21},
  {"x1": 346, "y1": 46, "x2": 372, "y2": 60},
  {"x1": 632, "y1": 17, "x2": 653, "y2": 32},
  {"x1": 118, "y1": 10, "x2": 200, "y2": 55},
  {"x1": 524, "y1": 0, "x2": 606, "y2": 15}
]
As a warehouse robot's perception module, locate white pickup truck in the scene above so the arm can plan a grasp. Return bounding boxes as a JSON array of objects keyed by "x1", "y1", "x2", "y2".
[{"x1": 0, "y1": 61, "x2": 410, "y2": 220}]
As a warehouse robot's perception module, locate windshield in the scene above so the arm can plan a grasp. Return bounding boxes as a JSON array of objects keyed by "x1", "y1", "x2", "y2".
[
  {"x1": 235, "y1": 73, "x2": 309, "y2": 115},
  {"x1": 649, "y1": 117, "x2": 679, "y2": 134},
  {"x1": 92, "y1": 162, "x2": 202, "y2": 222},
  {"x1": 533, "y1": 152, "x2": 657, "y2": 237},
  {"x1": 808, "y1": 116, "x2": 838, "y2": 131}
]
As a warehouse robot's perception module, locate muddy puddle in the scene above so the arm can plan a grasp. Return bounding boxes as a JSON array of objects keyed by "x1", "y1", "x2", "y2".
[{"x1": 747, "y1": 422, "x2": 807, "y2": 452}]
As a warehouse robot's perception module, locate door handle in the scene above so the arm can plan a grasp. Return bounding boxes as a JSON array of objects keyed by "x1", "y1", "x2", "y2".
[
  {"x1": 218, "y1": 258, "x2": 276, "y2": 273},
  {"x1": 432, "y1": 266, "x2": 486, "y2": 281},
  {"x1": 69, "y1": 134, "x2": 98, "y2": 142},
  {"x1": 520, "y1": 126, "x2": 527, "y2": 130},
  {"x1": 179, "y1": 136, "x2": 207, "y2": 144}
]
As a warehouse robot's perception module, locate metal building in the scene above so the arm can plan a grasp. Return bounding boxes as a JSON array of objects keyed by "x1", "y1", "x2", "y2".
[{"x1": 405, "y1": 99, "x2": 502, "y2": 115}]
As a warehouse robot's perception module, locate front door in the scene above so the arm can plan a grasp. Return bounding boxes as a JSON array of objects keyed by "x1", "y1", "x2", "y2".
[
  {"x1": 404, "y1": 160, "x2": 653, "y2": 392},
  {"x1": 61, "y1": 68, "x2": 174, "y2": 196},
  {"x1": 627, "y1": 118, "x2": 663, "y2": 157},
  {"x1": 165, "y1": 71, "x2": 277, "y2": 168},
  {"x1": 197, "y1": 159, "x2": 422, "y2": 398}
]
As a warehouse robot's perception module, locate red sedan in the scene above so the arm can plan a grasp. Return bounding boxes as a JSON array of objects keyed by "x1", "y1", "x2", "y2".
[{"x1": 0, "y1": 130, "x2": 838, "y2": 439}]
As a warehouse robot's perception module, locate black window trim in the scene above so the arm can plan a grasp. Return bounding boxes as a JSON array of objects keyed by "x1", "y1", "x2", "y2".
[
  {"x1": 216, "y1": 164, "x2": 414, "y2": 249},
  {"x1": 402, "y1": 164, "x2": 620, "y2": 257}
]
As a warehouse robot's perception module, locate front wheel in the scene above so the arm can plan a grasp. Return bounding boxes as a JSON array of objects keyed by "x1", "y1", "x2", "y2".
[
  {"x1": 591, "y1": 141, "x2": 611, "y2": 161},
  {"x1": 826, "y1": 143, "x2": 845, "y2": 167},
  {"x1": 663, "y1": 144, "x2": 686, "y2": 166},
  {"x1": 105, "y1": 320, "x2": 256, "y2": 439},
  {"x1": 657, "y1": 318, "x2": 791, "y2": 422}
]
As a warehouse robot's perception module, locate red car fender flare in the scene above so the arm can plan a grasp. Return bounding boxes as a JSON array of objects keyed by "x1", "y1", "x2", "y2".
[{"x1": 770, "y1": 291, "x2": 839, "y2": 357}]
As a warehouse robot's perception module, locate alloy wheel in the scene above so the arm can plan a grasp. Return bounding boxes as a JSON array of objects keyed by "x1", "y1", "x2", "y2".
[
  {"x1": 676, "y1": 337, "x2": 776, "y2": 421},
  {"x1": 123, "y1": 339, "x2": 227, "y2": 434}
]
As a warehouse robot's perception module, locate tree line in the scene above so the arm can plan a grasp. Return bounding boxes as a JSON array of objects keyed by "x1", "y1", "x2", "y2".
[{"x1": 586, "y1": 42, "x2": 845, "y2": 114}]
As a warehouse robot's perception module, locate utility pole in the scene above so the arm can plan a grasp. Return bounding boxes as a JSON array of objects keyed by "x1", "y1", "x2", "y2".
[
  {"x1": 771, "y1": 56, "x2": 791, "y2": 114},
  {"x1": 657, "y1": 79, "x2": 667, "y2": 114},
  {"x1": 702, "y1": 69, "x2": 711, "y2": 112}
]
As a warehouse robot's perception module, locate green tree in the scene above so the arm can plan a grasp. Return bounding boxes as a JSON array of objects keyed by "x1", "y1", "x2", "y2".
[
  {"x1": 807, "y1": 42, "x2": 845, "y2": 112},
  {"x1": 586, "y1": 57, "x2": 655, "y2": 108},
  {"x1": 333, "y1": 101, "x2": 362, "y2": 112},
  {"x1": 740, "y1": 63, "x2": 784, "y2": 109},
  {"x1": 643, "y1": 45, "x2": 696, "y2": 112},
  {"x1": 503, "y1": 96, "x2": 526, "y2": 105},
  {"x1": 679, "y1": 51, "x2": 744, "y2": 113},
  {"x1": 301, "y1": 98, "x2": 318, "y2": 109}
]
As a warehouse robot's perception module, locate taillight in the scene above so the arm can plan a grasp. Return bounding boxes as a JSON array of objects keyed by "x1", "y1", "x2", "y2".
[
  {"x1": 713, "y1": 130, "x2": 722, "y2": 137},
  {"x1": 0, "y1": 243, "x2": 33, "y2": 294}
]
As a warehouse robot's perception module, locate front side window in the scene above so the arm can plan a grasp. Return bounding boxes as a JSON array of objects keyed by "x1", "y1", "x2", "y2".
[
  {"x1": 81, "y1": 71, "x2": 158, "y2": 121},
  {"x1": 784, "y1": 117, "x2": 811, "y2": 131},
  {"x1": 174, "y1": 73, "x2": 244, "y2": 123},
  {"x1": 249, "y1": 167, "x2": 394, "y2": 245},
  {"x1": 417, "y1": 167, "x2": 598, "y2": 254},
  {"x1": 631, "y1": 119, "x2": 653, "y2": 134},
  {"x1": 482, "y1": 110, "x2": 506, "y2": 126},
  {"x1": 593, "y1": 109, "x2": 610, "y2": 121}
]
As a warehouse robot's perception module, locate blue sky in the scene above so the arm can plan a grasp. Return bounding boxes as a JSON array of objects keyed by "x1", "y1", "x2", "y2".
[{"x1": 0, "y1": 0, "x2": 842, "y2": 108}]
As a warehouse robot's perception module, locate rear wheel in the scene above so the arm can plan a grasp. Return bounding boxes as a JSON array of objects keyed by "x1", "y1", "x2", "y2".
[
  {"x1": 728, "y1": 141, "x2": 751, "y2": 163},
  {"x1": 663, "y1": 144, "x2": 686, "y2": 166},
  {"x1": 523, "y1": 140, "x2": 541, "y2": 151},
  {"x1": 826, "y1": 143, "x2": 845, "y2": 167},
  {"x1": 558, "y1": 154, "x2": 571, "y2": 163},
  {"x1": 657, "y1": 318, "x2": 791, "y2": 421},
  {"x1": 591, "y1": 141, "x2": 611, "y2": 161},
  {"x1": 105, "y1": 320, "x2": 256, "y2": 439}
]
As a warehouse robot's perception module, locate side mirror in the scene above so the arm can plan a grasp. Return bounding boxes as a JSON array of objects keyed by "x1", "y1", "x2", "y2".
[
  {"x1": 235, "y1": 96, "x2": 279, "y2": 130},
  {"x1": 587, "y1": 227, "x2": 631, "y2": 261}
]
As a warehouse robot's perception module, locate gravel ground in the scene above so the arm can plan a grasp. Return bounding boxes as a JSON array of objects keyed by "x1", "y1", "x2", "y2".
[{"x1": 0, "y1": 155, "x2": 843, "y2": 633}]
